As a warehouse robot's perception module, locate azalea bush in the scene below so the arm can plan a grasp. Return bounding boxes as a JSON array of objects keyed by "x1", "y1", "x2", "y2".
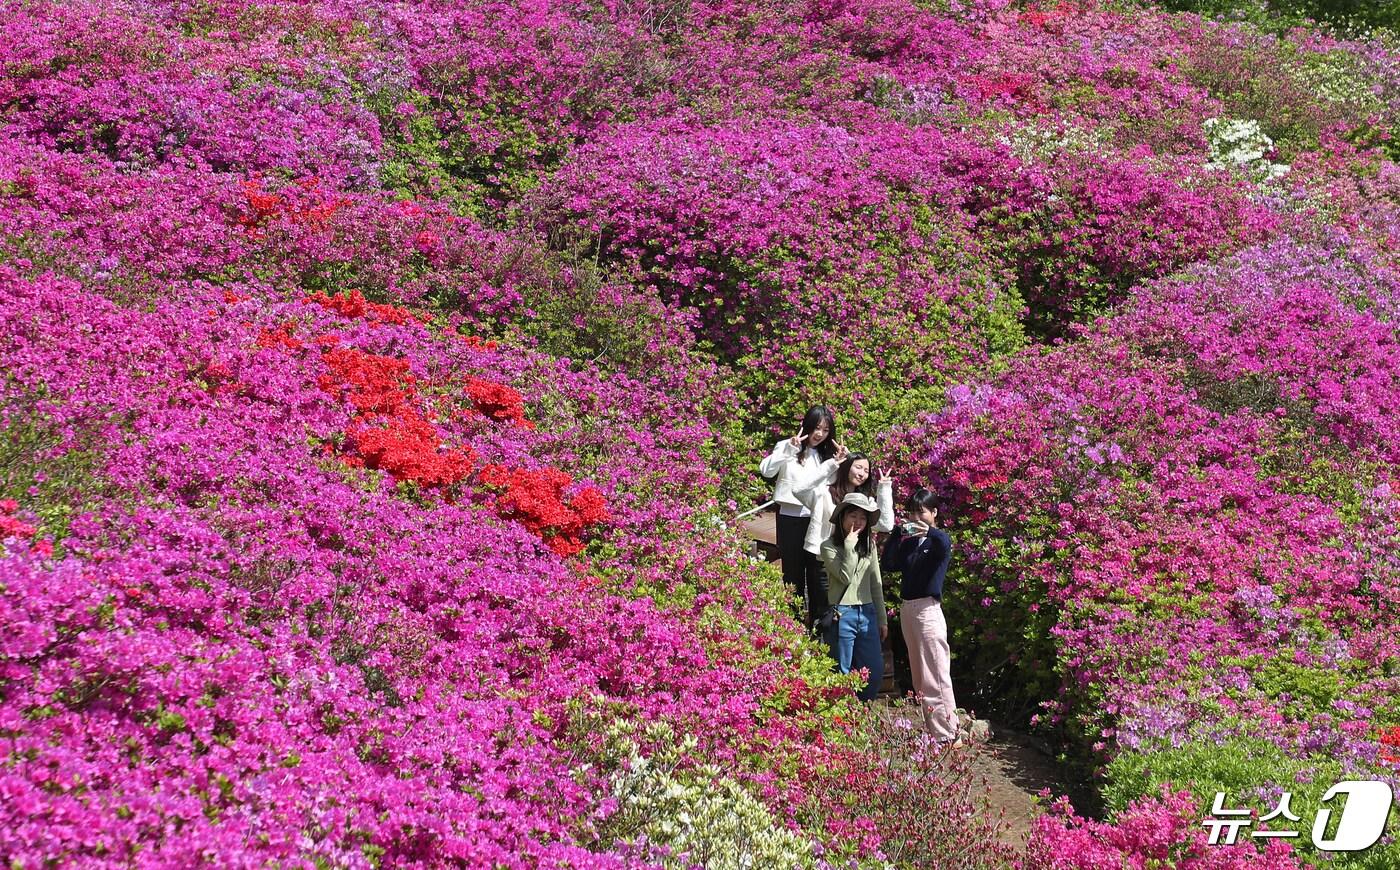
[
  {"x1": 536, "y1": 114, "x2": 1027, "y2": 464},
  {"x1": 882, "y1": 227, "x2": 1400, "y2": 865},
  {"x1": 1024, "y1": 786, "x2": 1308, "y2": 869}
]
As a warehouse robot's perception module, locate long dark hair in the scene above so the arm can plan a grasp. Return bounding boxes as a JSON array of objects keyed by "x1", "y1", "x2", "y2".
[
  {"x1": 830, "y1": 452, "x2": 875, "y2": 502},
  {"x1": 830, "y1": 503, "x2": 874, "y2": 558},
  {"x1": 796, "y1": 405, "x2": 837, "y2": 465}
]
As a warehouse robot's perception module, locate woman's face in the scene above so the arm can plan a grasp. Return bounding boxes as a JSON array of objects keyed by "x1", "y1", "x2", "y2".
[
  {"x1": 841, "y1": 510, "x2": 868, "y2": 535},
  {"x1": 806, "y1": 420, "x2": 829, "y2": 447},
  {"x1": 847, "y1": 459, "x2": 870, "y2": 486},
  {"x1": 910, "y1": 505, "x2": 937, "y2": 527}
]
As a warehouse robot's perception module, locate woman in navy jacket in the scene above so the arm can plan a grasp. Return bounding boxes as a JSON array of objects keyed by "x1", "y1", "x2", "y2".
[{"x1": 882, "y1": 488, "x2": 958, "y2": 744}]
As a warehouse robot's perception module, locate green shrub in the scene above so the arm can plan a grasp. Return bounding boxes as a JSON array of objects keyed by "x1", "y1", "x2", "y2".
[
  {"x1": 1149, "y1": 0, "x2": 1400, "y2": 32},
  {"x1": 1105, "y1": 736, "x2": 1400, "y2": 868}
]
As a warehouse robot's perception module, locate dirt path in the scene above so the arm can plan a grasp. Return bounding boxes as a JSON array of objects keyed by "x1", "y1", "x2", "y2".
[
  {"x1": 963, "y1": 717, "x2": 1103, "y2": 846},
  {"x1": 964, "y1": 724, "x2": 1087, "y2": 848},
  {"x1": 744, "y1": 521, "x2": 1088, "y2": 849}
]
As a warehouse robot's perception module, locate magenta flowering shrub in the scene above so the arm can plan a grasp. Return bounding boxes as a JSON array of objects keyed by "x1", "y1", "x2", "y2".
[
  {"x1": 883, "y1": 231, "x2": 1400, "y2": 864},
  {"x1": 0, "y1": 265, "x2": 799, "y2": 864},
  {"x1": 977, "y1": 144, "x2": 1280, "y2": 329},
  {"x1": 0, "y1": 0, "x2": 385, "y2": 181},
  {"x1": 1023, "y1": 788, "x2": 1306, "y2": 870},
  {"x1": 537, "y1": 115, "x2": 1026, "y2": 446},
  {"x1": 361, "y1": 0, "x2": 696, "y2": 206}
]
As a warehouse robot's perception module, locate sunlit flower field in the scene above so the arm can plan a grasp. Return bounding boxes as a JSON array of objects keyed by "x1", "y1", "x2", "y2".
[{"x1": 3, "y1": 0, "x2": 1399, "y2": 866}]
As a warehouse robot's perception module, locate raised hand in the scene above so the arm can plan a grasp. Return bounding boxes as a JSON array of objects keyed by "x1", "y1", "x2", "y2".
[
  {"x1": 789, "y1": 425, "x2": 808, "y2": 450},
  {"x1": 874, "y1": 465, "x2": 891, "y2": 483},
  {"x1": 834, "y1": 442, "x2": 849, "y2": 463}
]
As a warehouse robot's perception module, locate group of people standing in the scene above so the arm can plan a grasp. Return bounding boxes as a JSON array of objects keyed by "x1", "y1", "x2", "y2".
[{"x1": 759, "y1": 406, "x2": 959, "y2": 744}]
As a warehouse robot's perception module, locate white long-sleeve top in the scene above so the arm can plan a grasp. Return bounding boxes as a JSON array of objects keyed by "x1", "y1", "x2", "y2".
[
  {"x1": 792, "y1": 470, "x2": 894, "y2": 555},
  {"x1": 758, "y1": 440, "x2": 830, "y2": 517}
]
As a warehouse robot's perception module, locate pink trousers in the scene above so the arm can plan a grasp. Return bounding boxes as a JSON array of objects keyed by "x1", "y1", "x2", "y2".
[{"x1": 901, "y1": 597, "x2": 958, "y2": 741}]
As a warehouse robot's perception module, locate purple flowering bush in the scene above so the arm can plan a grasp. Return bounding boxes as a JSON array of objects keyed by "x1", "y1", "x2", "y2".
[
  {"x1": 883, "y1": 224, "x2": 1400, "y2": 865},
  {"x1": 0, "y1": 261, "x2": 831, "y2": 864},
  {"x1": 535, "y1": 114, "x2": 1027, "y2": 459}
]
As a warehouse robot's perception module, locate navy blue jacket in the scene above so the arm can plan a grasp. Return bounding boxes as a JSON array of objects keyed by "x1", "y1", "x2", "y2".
[{"x1": 881, "y1": 526, "x2": 952, "y2": 602}]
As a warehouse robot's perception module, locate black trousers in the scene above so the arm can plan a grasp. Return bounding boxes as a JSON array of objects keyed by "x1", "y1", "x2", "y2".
[{"x1": 776, "y1": 513, "x2": 827, "y2": 627}]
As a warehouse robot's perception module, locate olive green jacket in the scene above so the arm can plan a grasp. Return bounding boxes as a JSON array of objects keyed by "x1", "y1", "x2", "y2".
[{"x1": 818, "y1": 535, "x2": 886, "y2": 629}]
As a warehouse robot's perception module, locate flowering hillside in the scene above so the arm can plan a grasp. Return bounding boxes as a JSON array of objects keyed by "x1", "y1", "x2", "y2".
[{"x1": 2, "y1": 0, "x2": 1399, "y2": 866}]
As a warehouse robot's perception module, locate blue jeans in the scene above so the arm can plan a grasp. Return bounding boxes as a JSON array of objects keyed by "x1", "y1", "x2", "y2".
[{"x1": 826, "y1": 602, "x2": 883, "y2": 702}]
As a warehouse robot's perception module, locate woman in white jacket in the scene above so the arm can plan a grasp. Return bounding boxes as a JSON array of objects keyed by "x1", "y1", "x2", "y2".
[
  {"x1": 792, "y1": 451, "x2": 894, "y2": 561},
  {"x1": 759, "y1": 406, "x2": 844, "y2": 627}
]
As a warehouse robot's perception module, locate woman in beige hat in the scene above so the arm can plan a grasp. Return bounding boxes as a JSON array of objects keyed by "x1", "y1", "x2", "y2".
[{"x1": 818, "y1": 492, "x2": 887, "y2": 702}]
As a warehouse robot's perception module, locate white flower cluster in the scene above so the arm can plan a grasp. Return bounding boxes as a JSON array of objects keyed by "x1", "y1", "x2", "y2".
[
  {"x1": 998, "y1": 121, "x2": 1107, "y2": 163},
  {"x1": 599, "y1": 721, "x2": 819, "y2": 869},
  {"x1": 1203, "y1": 117, "x2": 1290, "y2": 181}
]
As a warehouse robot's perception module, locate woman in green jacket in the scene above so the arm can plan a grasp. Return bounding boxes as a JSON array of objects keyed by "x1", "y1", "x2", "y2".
[{"x1": 818, "y1": 492, "x2": 887, "y2": 702}]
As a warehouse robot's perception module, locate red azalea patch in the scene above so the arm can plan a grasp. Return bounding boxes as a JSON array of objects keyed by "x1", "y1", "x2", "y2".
[
  {"x1": 307, "y1": 289, "x2": 418, "y2": 326},
  {"x1": 315, "y1": 346, "x2": 480, "y2": 490},
  {"x1": 318, "y1": 347, "x2": 415, "y2": 416},
  {"x1": 352, "y1": 407, "x2": 475, "y2": 487},
  {"x1": 462, "y1": 335, "x2": 498, "y2": 350},
  {"x1": 479, "y1": 463, "x2": 609, "y2": 556},
  {"x1": 238, "y1": 180, "x2": 284, "y2": 231},
  {"x1": 466, "y1": 377, "x2": 532, "y2": 428},
  {"x1": 198, "y1": 360, "x2": 247, "y2": 397},
  {"x1": 286, "y1": 178, "x2": 348, "y2": 231},
  {"x1": 1380, "y1": 726, "x2": 1400, "y2": 765},
  {"x1": 311, "y1": 344, "x2": 604, "y2": 545},
  {"x1": 0, "y1": 499, "x2": 37, "y2": 541},
  {"x1": 237, "y1": 177, "x2": 347, "y2": 236},
  {"x1": 257, "y1": 320, "x2": 304, "y2": 352},
  {"x1": 969, "y1": 72, "x2": 1039, "y2": 105}
]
